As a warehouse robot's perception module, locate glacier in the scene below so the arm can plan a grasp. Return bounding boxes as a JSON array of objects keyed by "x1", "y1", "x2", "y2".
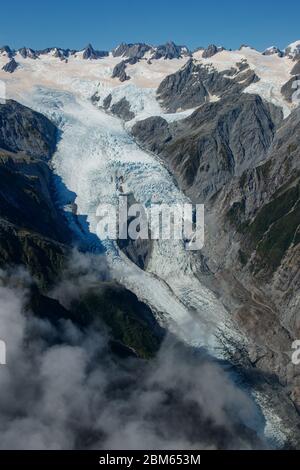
[
  {"x1": 24, "y1": 85, "x2": 241, "y2": 355},
  {"x1": 13, "y1": 72, "x2": 292, "y2": 448}
]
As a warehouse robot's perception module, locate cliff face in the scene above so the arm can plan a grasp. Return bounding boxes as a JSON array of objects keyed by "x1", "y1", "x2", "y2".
[
  {"x1": 0, "y1": 100, "x2": 57, "y2": 158},
  {"x1": 0, "y1": 100, "x2": 67, "y2": 287},
  {"x1": 132, "y1": 93, "x2": 282, "y2": 201},
  {"x1": 206, "y1": 108, "x2": 300, "y2": 341},
  {"x1": 156, "y1": 59, "x2": 258, "y2": 113},
  {"x1": 200, "y1": 109, "x2": 300, "y2": 407}
]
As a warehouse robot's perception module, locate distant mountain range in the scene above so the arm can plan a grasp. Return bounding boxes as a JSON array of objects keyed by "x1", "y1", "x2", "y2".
[{"x1": 1, "y1": 39, "x2": 300, "y2": 64}]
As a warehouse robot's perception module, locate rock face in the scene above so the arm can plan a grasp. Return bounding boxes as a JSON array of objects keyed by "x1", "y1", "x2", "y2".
[
  {"x1": 53, "y1": 47, "x2": 68, "y2": 60},
  {"x1": 199, "y1": 110, "x2": 300, "y2": 389},
  {"x1": 35, "y1": 47, "x2": 68, "y2": 58},
  {"x1": 112, "y1": 42, "x2": 152, "y2": 59},
  {"x1": 22, "y1": 45, "x2": 109, "y2": 60},
  {"x1": 262, "y1": 46, "x2": 283, "y2": 57},
  {"x1": 150, "y1": 41, "x2": 190, "y2": 60},
  {"x1": 0, "y1": 100, "x2": 57, "y2": 158},
  {"x1": 100, "y1": 93, "x2": 135, "y2": 121},
  {"x1": 0, "y1": 101, "x2": 68, "y2": 286},
  {"x1": 281, "y1": 75, "x2": 300, "y2": 102},
  {"x1": 110, "y1": 97, "x2": 135, "y2": 121},
  {"x1": 18, "y1": 47, "x2": 37, "y2": 59},
  {"x1": 291, "y1": 60, "x2": 300, "y2": 75},
  {"x1": 33, "y1": 47, "x2": 66, "y2": 60},
  {"x1": 132, "y1": 93, "x2": 281, "y2": 201},
  {"x1": 0, "y1": 45, "x2": 14, "y2": 58},
  {"x1": 0, "y1": 41, "x2": 189, "y2": 63},
  {"x1": 0, "y1": 150, "x2": 70, "y2": 285},
  {"x1": 285, "y1": 42, "x2": 300, "y2": 59},
  {"x1": 112, "y1": 60, "x2": 130, "y2": 82},
  {"x1": 2, "y1": 58, "x2": 19, "y2": 73},
  {"x1": 102, "y1": 93, "x2": 112, "y2": 109},
  {"x1": 156, "y1": 59, "x2": 259, "y2": 112},
  {"x1": 82, "y1": 43, "x2": 108, "y2": 60},
  {"x1": 35, "y1": 47, "x2": 52, "y2": 55},
  {"x1": 202, "y1": 44, "x2": 225, "y2": 58},
  {"x1": 116, "y1": 193, "x2": 153, "y2": 269},
  {"x1": 131, "y1": 116, "x2": 172, "y2": 153}
]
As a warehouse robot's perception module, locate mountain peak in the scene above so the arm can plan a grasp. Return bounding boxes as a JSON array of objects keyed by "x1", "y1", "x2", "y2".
[
  {"x1": 81, "y1": 43, "x2": 108, "y2": 60},
  {"x1": 262, "y1": 46, "x2": 283, "y2": 57},
  {"x1": 2, "y1": 57, "x2": 19, "y2": 73},
  {"x1": 18, "y1": 47, "x2": 37, "y2": 59},
  {"x1": 285, "y1": 40, "x2": 300, "y2": 58},
  {"x1": 112, "y1": 42, "x2": 153, "y2": 59},
  {"x1": 151, "y1": 42, "x2": 190, "y2": 60},
  {"x1": 0, "y1": 45, "x2": 14, "y2": 58},
  {"x1": 202, "y1": 44, "x2": 225, "y2": 58}
]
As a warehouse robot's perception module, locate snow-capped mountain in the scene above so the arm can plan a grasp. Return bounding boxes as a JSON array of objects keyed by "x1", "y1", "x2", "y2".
[
  {"x1": 262, "y1": 46, "x2": 283, "y2": 57},
  {"x1": 0, "y1": 38, "x2": 300, "y2": 449},
  {"x1": 1, "y1": 40, "x2": 298, "y2": 115},
  {"x1": 285, "y1": 40, "x2": 300, "y2": 58}
]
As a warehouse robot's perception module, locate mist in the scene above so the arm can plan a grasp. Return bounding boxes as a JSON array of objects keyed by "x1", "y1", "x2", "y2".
[{"x1": 0, "y1": 261, "x2": 266, "y2": 450}]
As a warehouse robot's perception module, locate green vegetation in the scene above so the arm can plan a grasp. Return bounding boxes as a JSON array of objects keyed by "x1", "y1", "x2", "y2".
[
  {"x1": 247, "y1": 183, "x2": 300, "y2": 272},
  {"x1": 227, "y1": 199, "x2": 246, "y2": 231},
  {"x1": 255, "y1": 201, "x2": 300, "y2": 271},
  {"x1": 249, "y1": 184, "x2": 299, "y2": 243},
  {"x1": 71, "y1": 285, "x2": 164, "y2": 359}
]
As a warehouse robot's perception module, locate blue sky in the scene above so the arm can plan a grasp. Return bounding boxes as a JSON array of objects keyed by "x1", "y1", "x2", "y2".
[{"x1": 1, "y1": 0, "x2": 299, "y2": 52}]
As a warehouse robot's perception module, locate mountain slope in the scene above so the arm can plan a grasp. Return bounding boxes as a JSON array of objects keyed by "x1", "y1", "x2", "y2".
[{"x1": 131, "y1": 58, "x2": 300, "y2": 421}]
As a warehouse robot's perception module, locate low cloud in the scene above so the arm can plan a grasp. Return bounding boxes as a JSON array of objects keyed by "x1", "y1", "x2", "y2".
[
  {"x1": 0, "y1": 263, "x2": 266, "y2": 450},
  {"x1": 50, "y1": 249, "x2": 109, "y2": 308}
]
